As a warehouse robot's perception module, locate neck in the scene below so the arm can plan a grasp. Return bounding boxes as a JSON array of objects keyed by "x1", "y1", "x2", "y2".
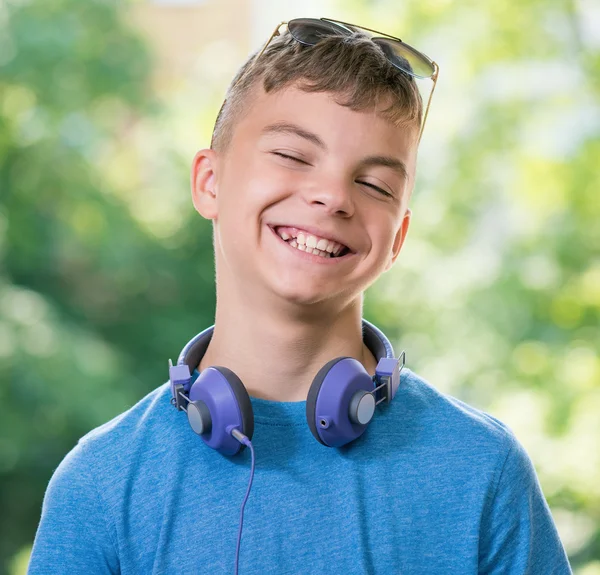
[{"x1": 198, "y1": 294, "x2": 378, "y2": 402}]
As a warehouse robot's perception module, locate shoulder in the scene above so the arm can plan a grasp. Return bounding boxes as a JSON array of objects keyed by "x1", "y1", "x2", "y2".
[
  {"x1": 66, "y1": 382, "x2": 176, "y2": 475},
  {"x1": 41, "y1": 382, "x2": 180, "y2": 532},
  {"x1": 375, "y1": 368, "x2": 546, "y2": 514},
  {"x1": 80, "y1": 381, "x2": 173, "y2": 442},
  {"x1": 29, "y1": 386, "x2": 174, "y2": 573},
  {"x1": 394, "y1": 367, "x2": 515, "y2": 437},
  {"x1": 385, "y1": 367, "x2": 520, "y2": 458}
]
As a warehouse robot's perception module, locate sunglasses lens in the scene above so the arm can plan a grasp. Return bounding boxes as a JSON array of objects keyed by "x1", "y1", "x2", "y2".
[
  {"x1": 288, "y1": 18, "x2": 352, "y2": 46},
  {"x1": 374, "y1": 38, "x2": 434, "y2": 79}
]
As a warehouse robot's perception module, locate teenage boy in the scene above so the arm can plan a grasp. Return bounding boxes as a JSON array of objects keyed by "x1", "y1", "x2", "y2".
[{"x1": 28, "y1": 18, "x2": 572, "y2": 574}]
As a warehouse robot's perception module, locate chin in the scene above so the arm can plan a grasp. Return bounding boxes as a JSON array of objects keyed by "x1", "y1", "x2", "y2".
[
  {"x1": 271, "y1": 283, "x2": 330, "y2": 307},
  {"x1": 267, "y1": 276, "x2": 355, "y2": 309}
]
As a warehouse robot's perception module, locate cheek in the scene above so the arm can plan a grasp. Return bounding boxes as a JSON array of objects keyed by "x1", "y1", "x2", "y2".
[
  {"x1": 213, "y1": 173, "x2": 278, "y2": 257},
  {"x1": 221, "y1": 154, "x2": 288, "y2": 211},
  {"x1": 366, "y1": 216, "x2": 397, "y2": 257}
]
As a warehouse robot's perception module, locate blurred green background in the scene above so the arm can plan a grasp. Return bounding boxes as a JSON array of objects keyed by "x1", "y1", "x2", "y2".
[{"x1": 1, "y1": 0, "x2": 598, "y2": 573}]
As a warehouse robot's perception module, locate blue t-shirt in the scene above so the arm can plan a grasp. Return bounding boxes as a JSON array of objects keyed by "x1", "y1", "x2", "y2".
[{"x1": 28, "y1": 368, "x2": 572, "y2": 574}]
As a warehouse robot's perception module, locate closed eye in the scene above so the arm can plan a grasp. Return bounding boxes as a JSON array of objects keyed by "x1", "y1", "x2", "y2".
[
  {"x1": 357, "y1": 181, "x2": 393, "y2": 197},
  {"x1": 272, "y1": 151, "x2": 309, "y2": 165}
]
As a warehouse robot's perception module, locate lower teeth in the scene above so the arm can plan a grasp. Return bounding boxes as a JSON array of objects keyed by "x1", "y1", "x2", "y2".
[{"x1": 288, "y1": 239, "x2": 333, "y2": 258}]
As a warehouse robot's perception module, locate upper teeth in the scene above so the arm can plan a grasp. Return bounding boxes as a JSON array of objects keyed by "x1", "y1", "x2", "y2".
[{"x1": 276, "y1": 228, "x2": 345, "y2": 256}]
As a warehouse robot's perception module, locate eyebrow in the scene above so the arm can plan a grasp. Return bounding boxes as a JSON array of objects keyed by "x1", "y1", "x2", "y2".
[
  {"x1": 261, "y1": 121, "x2": 326, "y2": 149},
  {"x1": 360, "y1": 155, "x2": 409, "y2": 182},
  {"x1": 260, "y1": 121, "x2": 410, "y2": 181}
]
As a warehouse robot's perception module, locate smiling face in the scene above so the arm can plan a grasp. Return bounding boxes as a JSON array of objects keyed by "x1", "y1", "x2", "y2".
[{"x1": 192, "y1": 84, "x2": 416, "y2": 310}]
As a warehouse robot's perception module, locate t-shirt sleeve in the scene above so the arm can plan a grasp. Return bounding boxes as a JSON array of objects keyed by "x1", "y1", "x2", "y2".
[
  {"x1": 478, "y1": 435, "x2": 572, "y2": 574},
  {"x1": 27, "y1": 441, "x2": 119, "y2": 575}
]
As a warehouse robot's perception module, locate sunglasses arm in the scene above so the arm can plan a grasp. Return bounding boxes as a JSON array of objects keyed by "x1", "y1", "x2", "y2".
[
  {"x1": 256, "y1": 21, "x2": 288, "y2": 60},
  {"x1": 418, "y1": 61, "x2": 439, "y2": 144}
]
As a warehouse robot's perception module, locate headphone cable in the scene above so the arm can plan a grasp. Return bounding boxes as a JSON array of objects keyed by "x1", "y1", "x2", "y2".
[{"x1": 231, "y1": 430, "x2": 255, "y2": 575}]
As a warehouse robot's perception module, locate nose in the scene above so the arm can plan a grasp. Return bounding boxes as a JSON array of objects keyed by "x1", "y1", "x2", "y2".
[{"x1": 302, "y1": 177, "x2": 355, "y2": 218}]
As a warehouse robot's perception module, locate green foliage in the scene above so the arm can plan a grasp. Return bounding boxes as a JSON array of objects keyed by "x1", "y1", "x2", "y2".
[{"x1": 0, "y1": 0, "x2": 216, "y2": 571}]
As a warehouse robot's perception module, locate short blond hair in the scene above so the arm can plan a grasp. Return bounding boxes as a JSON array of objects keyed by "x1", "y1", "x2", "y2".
[{"x1": 211, "y1": 28, "x2": 423, "y2": 151}]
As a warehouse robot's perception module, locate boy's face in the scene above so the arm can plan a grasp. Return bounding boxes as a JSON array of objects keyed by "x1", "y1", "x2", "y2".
[{"x1": 192, "y1": 84, "x2": 416, "y2": 309}]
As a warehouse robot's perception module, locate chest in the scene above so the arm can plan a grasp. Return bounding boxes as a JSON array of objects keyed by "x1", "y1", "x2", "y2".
[{"x1": 113, "y1": 425, "x2": 487, "y2": 574}]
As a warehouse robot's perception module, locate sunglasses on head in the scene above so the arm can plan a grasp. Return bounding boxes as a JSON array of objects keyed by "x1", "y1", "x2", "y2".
[{"x1": 256, "y1": 17, "x2": 439, "y2": 143}]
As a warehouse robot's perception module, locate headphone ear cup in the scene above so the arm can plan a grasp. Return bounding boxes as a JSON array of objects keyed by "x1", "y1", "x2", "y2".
[
  {"x1": 215, "y1": 366, "x2": 254, "y2": 442},
  {"x1": 188, "y1": 366, "x2": 254, "y2": 456},
  {"x1": 306, "y1": 357, "x2": 375, "y2": 448},
  {"x1": 306, "y1": 358, "x2": 342, "y2": 446}
]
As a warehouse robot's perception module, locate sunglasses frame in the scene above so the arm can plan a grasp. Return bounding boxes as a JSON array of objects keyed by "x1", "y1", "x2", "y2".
[{"x1": 253, "y1": 17, "x2": 439, "y2": 143}]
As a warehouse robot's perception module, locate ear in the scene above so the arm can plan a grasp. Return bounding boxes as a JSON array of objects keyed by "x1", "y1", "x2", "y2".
[
  {"x1": 384, "y1": 208, "x2": 411, "y2": 272},
  {"x1": 191, "y1": 148, "x2": 219, "y2": 220}
]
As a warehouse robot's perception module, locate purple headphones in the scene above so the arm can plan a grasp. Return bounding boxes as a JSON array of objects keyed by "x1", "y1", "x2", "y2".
[{"x1": 169, "y1": 319, "x2": 405, "y2": 455}]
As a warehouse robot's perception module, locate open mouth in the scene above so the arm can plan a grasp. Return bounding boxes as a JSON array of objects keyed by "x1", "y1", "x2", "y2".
[{"x1": 270, "y1": 225, "x2": 352, "y2": 259}]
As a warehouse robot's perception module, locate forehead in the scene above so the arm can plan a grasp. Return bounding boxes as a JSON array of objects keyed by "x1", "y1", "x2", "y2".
[{"x1": 231, "y1": 84, "x2": 418, "y2": 167}]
